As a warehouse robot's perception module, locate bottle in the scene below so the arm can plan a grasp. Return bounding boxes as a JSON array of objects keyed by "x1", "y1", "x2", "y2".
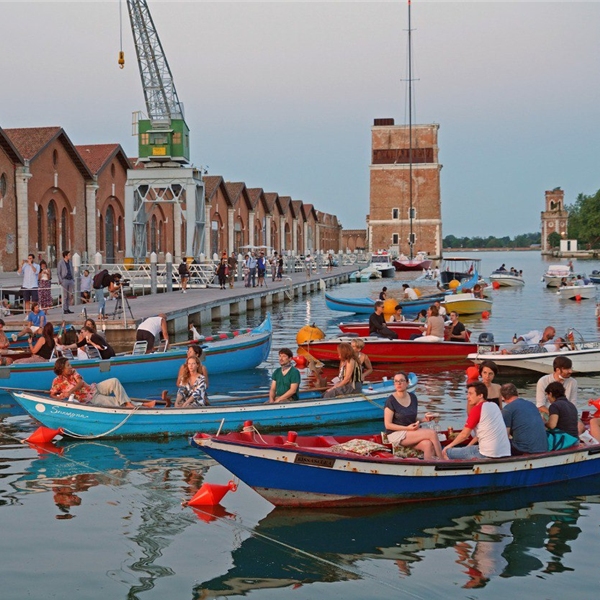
[{"x1": 512, "y1": 333, "x2": 518, "y2": 344}]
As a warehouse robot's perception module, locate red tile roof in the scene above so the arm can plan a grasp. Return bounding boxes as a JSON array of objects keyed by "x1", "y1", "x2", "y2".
[
  {"x1": 264, "y1": 192, "x2": 279, "y2": 213},
  {"x1": 3, "y1": 126, "x2": 61, "y2": 161},
  {"x1": 75, "y1": 144, "x2": 131, "y2": 175},
  {"x1": 203, "y1": 175, "x2": 224, "y2": 200},
  {"x1": 0, "y1": 128, "x2": 24, "y2": 164},
  {"x1": 246, "y1": 187, "x2": 264, "y2": 210},
  {"x1": 291, "y1": 200, "x2": 304, "y2": 221},
  {"x1": 278, "y1": 196, "x2": 292, "y2": 215}
]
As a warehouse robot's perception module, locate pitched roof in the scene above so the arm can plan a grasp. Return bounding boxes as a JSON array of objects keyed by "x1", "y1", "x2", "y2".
[
  {"x1": 4, "y1": 127, "x2": 93, "y2": 179},
  {"x1": 225, "y1": 182, "x2": 251, "y2": 210},
  {"x1": 203, "y1": 175, "x2": 224, "y2": 200},
  {"x1": 0, "y1": 127, "x2": 24, "y2": 164},
  {"x1": 75, "y1": 144, "x2": 131, "y2": 175},
  {"x1": 246, "y1": 187, "x2": 264, "y2": 210},
  {"x1": 291, "y1": 200, "x2": 304, "y2": 221},
  {"x1": 278, "y1": 196, "x2": 292, "y2": 215},
  {"x1": 264, "y1": 192, "x2": 279, "y2": 213}
]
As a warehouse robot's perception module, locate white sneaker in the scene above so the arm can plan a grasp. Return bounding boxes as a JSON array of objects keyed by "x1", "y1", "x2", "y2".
[
  {"x1": 182, "y1": 290, "x2": 187, "y2": 294},
  {"x1": 11, "y1": 334, "x2": 18, "y2": 342}
]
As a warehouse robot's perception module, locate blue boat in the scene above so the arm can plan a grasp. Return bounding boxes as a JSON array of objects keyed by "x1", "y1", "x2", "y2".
[
  {"x1": 0, "y1": 315, "x2": 272, "y2": 390},
  {"x1": 9, "y1": 376, "x2": 415, "y2": 439},
  {"x1": 193, "y1": 430, "x2": 600, "y2": 508},
  {"x1": 325, "y1": 292, "x2": 445, "y2": 316}
]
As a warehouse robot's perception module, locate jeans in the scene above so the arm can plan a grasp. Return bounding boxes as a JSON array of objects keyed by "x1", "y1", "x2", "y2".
[
  {"x1": 445, "y1": 445, "x2": 486, "y2": 460},
  {"x1": 95, "y1": 288, "x2": 106, "y2": 317}
]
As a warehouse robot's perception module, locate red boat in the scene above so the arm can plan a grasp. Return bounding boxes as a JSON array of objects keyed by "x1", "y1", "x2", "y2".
[
  {"x1": 300, "y1": 337, "x2": 485, "y2": 364},
  {"x1": 338, "y1": 321, "x2": 423, "y2": 340}
]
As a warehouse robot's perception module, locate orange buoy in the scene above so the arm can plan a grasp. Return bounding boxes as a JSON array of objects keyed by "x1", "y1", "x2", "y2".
[
  {"x1": 296, "y1": 324, "x2": 325, "y2": 345},
  {"x1": 187, "y1": 480, "x2": 238, "y2": 507},
  {"x1": 481, "y1": 311, "x2": 490, "y2": 319},
  {"x1": 25, "y1": 426, "x2": 63, "y2": 444},
  {"x1": 588, "y1": 398, "x2": 600, "y2": 417},
  {"x1": 575, "y1": 295, "x2": 582, "y2": 302},
  {"x1": 27, "y1": 442, "x2": 64, "y2": 456},
  {"x1": 492, "y1": 281, "x2": 500, "y2": 290},
  {"x1": 465, "y1": 365, "x2": 480, "y2": 383},
  {"x1": 293, "y1": 355, "x2": 308, "y2": 369}
]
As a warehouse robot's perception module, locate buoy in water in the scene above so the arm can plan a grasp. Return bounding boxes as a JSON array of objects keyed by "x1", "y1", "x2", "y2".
[
  {"x1": 293, "y1": 355, "x2": 308, "y2": 369},
  {"x1": 575, "y1": 295, "x2": 582, "y2": 302},
  {"x1": 383, "y1": 298, "x2": 398, "y2": 318},
  {"x1": 296, "y1": 323, "x2": 325, "y2": 345},
  {"x1": 481, "y1": 311, "x2": 490, "y2": 319},
  {"x1": 448, "y1": 280, "x2": 460, "y2": 290},
  {"x1": 466, "y1": 365, "x2": 480, "y2": 383},
  {"x1": 25, "y1": 426, "x2": 63, "y2": 444},
  {"x1": 187, "y1": 480, "x2": 238, "y2": 507},
  {"x1": 492, "y1": 281, "x2": 500, "y2": 290}
]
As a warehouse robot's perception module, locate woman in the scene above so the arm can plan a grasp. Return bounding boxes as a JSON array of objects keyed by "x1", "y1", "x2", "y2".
[
  {"x1": 350, "y1": 338, "x2": 373, "y2": 380},
  {"x1": 323, "y1": 342, "x2": 362, "y2": 398},
  {"x1": 388, "y1": 304, "x2": 405, "y2": 322},
  {"x1": 162, "y1": 345, "x2": 209, "y2": 406},
  {"x1": 545, "y1": 381, "x2": 580, "y2": 441},
  {"x1": 84, "y1": 318, "x2": 98, "y2": 334},
  {"x1": 383, "y1": 372, "x2": 444, "y2": 460},
  {"x1": 479, "y1": 360, "x2": 502, "y2": 408},
  {"x1": 412, "y1": 305, "x2": 445, "y2": 342},
  {"x1": 413, "y1": 309, "x2": 427, "y2": 323},
  {"x1": 277, "y1": 254, "x2": 284, "y2": 281},
  {"x1": 38, "y1": 260, "x2": 53, "y2": 311},
  {"x1": 216, "y1": 258, "x2": 228, "y2": 290},
  {"x1": 14, "y1": 322, "x2": 56, "y2": 363},
  {"x1": 175, "y1": 356, "x2": 209, "y2": 407}
]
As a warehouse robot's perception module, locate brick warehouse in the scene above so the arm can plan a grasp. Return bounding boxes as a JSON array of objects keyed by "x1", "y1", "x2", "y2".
[
  {"x1": 0, "y1": 125, "x2": 342, "y2": 271},
  {"x1": 368, "y1": 119, "x2": 442, "y2": 259}
]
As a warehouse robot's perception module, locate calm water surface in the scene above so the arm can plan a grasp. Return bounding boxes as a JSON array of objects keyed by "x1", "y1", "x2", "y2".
[{"x1": 2, "y1": 251, "x2": 600, "y2": 599}]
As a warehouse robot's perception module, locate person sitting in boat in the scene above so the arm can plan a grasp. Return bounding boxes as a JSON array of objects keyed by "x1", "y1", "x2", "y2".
[
  {"x1": 59, "y1": 325, "x2": 116, "y2": 361},
  {"x1": 411, "y1": 305, "x2": 445, "y2": 342},
  {"x1": 50, "y1": 357, "x2": 155, "y2": 408},
  {"x1": 13, "y1": 322, "x2": 57, "y2": 364},
  {"x1": 351, "y1": 338, "x2": 373, "y2": 380},
  {"x1": 175, "y1": 356, "x2": 209, "y2": 407},
  {"x1": 497, "y1": 264, "x2": 507, "y2": 272},
  {"x1": 413, "y1": 309, "x2": 427, "y2": 323},
  {"x1": 535, "y1": 356, "x2": 580, "y2": 422},
  {"x1": 12, "y1": 302, "x2": 46, "y2": 342},
  {"x1": 402, "y1": 284, "x2": 418, "y2": 301},
  {"x1": 501, "y1": 326, "x2": 556, "y2": 354},
  {"x1": 161, "y1": 344, "x2": 209, "y2": 407},
  {"x1": 323, "y1": 342, "x2": 362, "y2": 398},
  {"x1": 448, "y1": 311, "x2": 468, "y2": 342},
  {"x1": 269, "y1": 347, "x2": 302, "y2": 403},
  {"x1": 383, "y1": 371, "x2": 444, "y2": 460},
  {"x1": 379, "y1": 286, "x2": 387, "y2": 301},
  {"x1": 544, "y1": 381, "x2": 580, "y2": 448},
  {"x1": 388, "y1": 304, "x2": 405, "y2": 322},
  {"x1": 500, "y1": 383, "x2": 547, "y2": 455},
  {"x1": 433, "y1": 300, "x2": 447, "y2": 317},
  {"x1": 136, "y1": 314, "x2": 169, "y2": 353},
  {"x1": 478, "y1": 360, "x2": 502, "y2": 408},
  {"x1": 0, "y1": 319, "x2": 14, "y2": 366},
  {"x1": 442, "y1": 382, "x2": 511, "y2": 460},
  {"x1": 369, "y1": 301, "x2": 398, "y2": 340}
]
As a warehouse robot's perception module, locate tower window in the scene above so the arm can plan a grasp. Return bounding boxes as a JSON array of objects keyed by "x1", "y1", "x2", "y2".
[{"x1": 392, "y1": 208, "x2": 399, "y2": 219}]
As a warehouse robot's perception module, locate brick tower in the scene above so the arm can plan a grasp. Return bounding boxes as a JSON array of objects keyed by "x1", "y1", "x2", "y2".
[{"x1": 541, "y1": 188, "x2": 568, "y2": 254}]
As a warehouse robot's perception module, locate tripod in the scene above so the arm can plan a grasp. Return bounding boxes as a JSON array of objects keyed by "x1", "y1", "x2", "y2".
[{"x1": 112, "y1": 284, "x2": 135, "y2": 324}]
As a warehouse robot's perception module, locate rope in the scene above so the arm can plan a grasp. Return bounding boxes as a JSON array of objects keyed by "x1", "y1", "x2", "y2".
[{"x1": 60, "y1": 404, "x2": 143, "y2": 439}]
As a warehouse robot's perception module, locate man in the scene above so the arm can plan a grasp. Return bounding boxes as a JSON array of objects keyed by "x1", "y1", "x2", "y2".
[
  {"x1": 305, "y1": 253, "x2": 313, "y2": 278},
  {"x1": 268, "y1": 348, "x2": 301, "y2": 403},
  {"x1": 535, "y1": 356, "x2": 577, "y2": 415},
  {"x1": 433, "y1": 300, "x2": 447, "y2": 317},
  {"x1": 369, "y1": 300, "x2": 398, "y2": 340},
  {"x1": 178, "y1": 258, "x2": 190, "y2": 293},
  {"x1": 442, "y1": 382, "x2": 511, "y2": 460},
  {"x1": 0, "y1": 319, "x2": 13, "y2": 366},
  {"x1": 136, "y1": 314, "x2": 169, "y2": 353},
  {"x1": 12, "y1": 301, "x2": 46, "y2": 341},
  {"x1": 57, "y1": 250, "x2": 75, "y2": 314},
  {"x1": 402, "y1": 283, "x2": 418, "y2": 301},
  {"x1": 247, "y1": 252, "x2": 257, "y2": 287},
  {"x1": 18, "y1": 253, "x2": 40, "y2": 313},
  {"x1": 95, "y1": 272, "x2": 122, "y2": 321},
  {"x1": 500, "y1": 383, "x2": 547, "y2": 455},
  {"x1": 50, "y1": 357, "x2": 154, "y2": 408},
  {"x1": 448, "y1": 311, "x2": 468, "y2": 342},
  {"x1": 227, "y1": 252, "x2": 238, "y2": 289}
]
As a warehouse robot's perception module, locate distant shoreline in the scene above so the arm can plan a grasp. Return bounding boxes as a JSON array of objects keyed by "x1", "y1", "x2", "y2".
[{"x1": 443, "y1": 248, "x2": 538, "y2": 253}]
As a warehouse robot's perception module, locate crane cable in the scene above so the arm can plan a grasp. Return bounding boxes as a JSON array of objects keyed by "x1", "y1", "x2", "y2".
[{"x1": 118, "y1": 0, "x2": 125, "y2": 69}]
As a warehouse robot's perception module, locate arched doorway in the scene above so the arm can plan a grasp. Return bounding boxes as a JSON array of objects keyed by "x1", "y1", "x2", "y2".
[
  {"x1": 47, "y1": 200, "x2": 57, "y2": 267},
  {"x1": 105, "y1": 205, "x2": 115, "y2": 263},
  {"x1": 61, "y1": 208, "x2": 68, "y2": 253}
]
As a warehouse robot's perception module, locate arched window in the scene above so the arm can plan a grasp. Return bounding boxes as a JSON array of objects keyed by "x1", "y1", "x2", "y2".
[
  {"x1": 117, "y1": 216, "x2": 123, "y2": 251},
  {"x1": 37, "y1": 205, "x2": 43, "y2": 251},
  {"x1": 61, "y1": 208, "x2": 68, "y2": 252},
  {"x1": 150, "y1": 215, "x2": 158, "y2": 253},
  {"x1": 0, "y1": 173, "x2": 6, "y2": 199},
  {"x1": 99, "y1": 215, "x2": 105, "y2": 251},
  {"x1": 47, "y1": 201, "x2": 57, "y2": 267}
]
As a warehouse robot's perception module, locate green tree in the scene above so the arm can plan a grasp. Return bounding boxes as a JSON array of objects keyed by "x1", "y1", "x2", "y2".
[
  {"x1": 547, "y1": 231, "x2": 561, "y2": 248},
  {"x1": 566, "y1": 189, "x2": 600, "y2": 248}
]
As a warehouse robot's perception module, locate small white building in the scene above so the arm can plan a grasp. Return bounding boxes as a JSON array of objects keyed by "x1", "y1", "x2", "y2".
[{"x1": 560, "y1": 239, "x2": 578, "y2": 253}]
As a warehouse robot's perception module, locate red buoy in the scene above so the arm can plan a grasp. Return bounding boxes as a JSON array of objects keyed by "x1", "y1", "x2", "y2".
[
  {"x1": 481, "y1": 311, "x2": 490, "y2": 319},
  {"x1": 187, "y1": 480, "x2": 238, "y2": 507},
  {"x1": 293, "y1": 355, "x2": 307, "y2": 369},
  {"x1": 465, "y1": 365, "x2": 480, "y2": 383},
  {"x1": 575, "y1": 295, "x2": 582, "y2": 302},
  {"x1": 25, "y1": 426, "x2": 63, "y2": 444},
  {"x1": 492, "y1": 281, "x2": 500, "y2": 290}
]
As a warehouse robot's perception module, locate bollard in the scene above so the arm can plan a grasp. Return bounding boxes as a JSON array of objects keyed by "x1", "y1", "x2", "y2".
[
  {"x1": 150, "y1": 252, "x2": 158, "y2": 295},
  {"x1": 165, "y1": 252, "x2": 173, "y2": 293}
]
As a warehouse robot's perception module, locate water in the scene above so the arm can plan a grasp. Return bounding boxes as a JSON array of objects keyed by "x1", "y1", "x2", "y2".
[{"x1": 2, "y1": 251, "x2": 600, "y2": 599}]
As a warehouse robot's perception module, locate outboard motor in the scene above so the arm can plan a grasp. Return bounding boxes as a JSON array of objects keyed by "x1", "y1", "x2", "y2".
[{"x1": 478, "y1": 332, "x2": 494, "y2": 344}]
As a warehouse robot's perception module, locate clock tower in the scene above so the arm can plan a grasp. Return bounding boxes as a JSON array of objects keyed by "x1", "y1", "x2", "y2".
[{"x1": 541, "y1": 188, "x2": 568, "y2": 254}]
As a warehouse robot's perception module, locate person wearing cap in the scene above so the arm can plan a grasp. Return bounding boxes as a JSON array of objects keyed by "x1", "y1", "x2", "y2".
[{"x1": 269, "y1": 348, "x2": 301, "y2": 403}]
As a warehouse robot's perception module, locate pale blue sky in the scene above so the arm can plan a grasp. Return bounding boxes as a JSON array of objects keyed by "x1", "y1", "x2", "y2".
[{"x1": 2, "y1": 1, "x2": 599, "y2": 236}]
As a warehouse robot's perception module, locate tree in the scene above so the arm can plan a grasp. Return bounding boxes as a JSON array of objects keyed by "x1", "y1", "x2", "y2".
[
  {"x1": 547, "y1": 232, "x2": 561, "y2": 248},
  {"x1": 566, "y1": 189, "x2": 600, "y2": 248}
]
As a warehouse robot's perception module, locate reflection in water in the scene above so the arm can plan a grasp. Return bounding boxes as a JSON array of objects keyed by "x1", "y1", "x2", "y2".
[{"x1": 193, "y1": 480, "x2": 600, "y2": 597}]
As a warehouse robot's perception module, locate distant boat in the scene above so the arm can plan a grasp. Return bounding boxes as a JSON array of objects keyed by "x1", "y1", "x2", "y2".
[
  {"x1": 442, "y1": 292, "x2": 492, "y2": 315},
  {"x1": 439, "y1": 257, "x2": 482, "y2": 289},
  {"x1": 393, "y1": 252, "x2": 432, "y2": 272},
  {"x1": 489, "y1": 270, "x2": 525, "y2": 287},
  {"x1": 557, "y1": 283, "x2": 596, "y2": 300},
  {"x1": 370, "y1": 253, "x2": 396, "y2": 278},
  {"x1": 542, "y1": 264, "x2": 586, "y2": 287}
]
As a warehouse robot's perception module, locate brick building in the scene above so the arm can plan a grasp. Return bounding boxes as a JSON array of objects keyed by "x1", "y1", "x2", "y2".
[
  {"x1": 341, "y1": 229, "x2": 367, "y2": 252},
  {"x1": 541, "y1": 188, "x2": 568, "y2": 254},
  {"x1": 368, "y1": 119, "x2": 442, "y2": 259}
]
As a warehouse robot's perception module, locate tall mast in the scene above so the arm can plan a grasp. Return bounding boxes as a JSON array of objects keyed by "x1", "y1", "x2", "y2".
[{"x1": 407, "y1": 0, "x2": 414, "y2": 260}]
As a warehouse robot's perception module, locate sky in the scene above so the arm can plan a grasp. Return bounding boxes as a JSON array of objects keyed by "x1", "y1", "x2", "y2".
[{"x1": 1, "y1": 1, "x2": 599, "y2": 237}]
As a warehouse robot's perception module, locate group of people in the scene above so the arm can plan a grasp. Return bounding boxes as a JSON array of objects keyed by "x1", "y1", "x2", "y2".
[{"x1": 240, "y1": 251, "x2": 284, "y2": 288}]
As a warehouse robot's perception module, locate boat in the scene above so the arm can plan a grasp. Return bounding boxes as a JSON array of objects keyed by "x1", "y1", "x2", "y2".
[
  {"x1": 191, "y1": 430, "x2": 600, "y2": 507},
  {"x1": 358, "y1": 266, "x2": 382, "y2": 282},
  {"x1": 325, "y1": 292, "x2": 445, "y2": 316},
  {"x1": 338, "y1": 321, "x2": 424, "y2": 339},
  {"x1": 393, "y1": 251, "x2": 432, "y2": 272},
  {"x1": 6, "y1": 323, "x2": 76, "y2": 350},
  {"x1": 0, "y1": 315, "x2": 272, "y2": 389},
  {"x1": 542, "y1": 264, "x2": 586, "y2": 287},
  {"x1": 468, "y1": 343, "x2": 600, "y2": 374},
  {"x1": 442, "y1": 292, "x2": 492, "y2": 315},
  {"x1": 589, "y1": 270, "x2": 600, "y2": 284},
  {"x1": 369, "y1": 253, "x2": 396, "y2": 278},
  {"x1": 439, "y1": 257, "x2": 482, "y2": 289},
  {"x1": 9, "y1": 376, "x2": 416, "y2": 439},
  {"x1": 300, "y1": 336, "x2": 483, "y2": 364},
  {"x1": 557, "y1": 283, "x2": 596, "y2": 300},
  {"x1": 489, "y1": 270, "x2": 525, "y2": 287}
]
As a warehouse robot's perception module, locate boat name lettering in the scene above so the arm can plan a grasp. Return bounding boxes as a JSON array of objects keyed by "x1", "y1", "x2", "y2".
[
  {"x1": 294, "y1": 455, "x2": 335, "y2": 468},
  {"x1": 50, "y1": 406, "x2": 89, "y2": 420}
]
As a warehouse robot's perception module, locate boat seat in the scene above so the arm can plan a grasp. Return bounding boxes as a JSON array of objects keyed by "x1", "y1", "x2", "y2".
[
  {"x1": 315, "y1": 436, "x2": 339, "y2": 447},
  {"x1": 85, "y1": 345, "x2": 102, "y2": 360},
  {"x1": 132, "y1": 341, "x2": 148, "y2": 355},
  {"x1": 60, "y1": 347, "x2": 75, "y2": 360},
  {"x1": 154, "y1": 339, "x2": 168, "y2": 353}
]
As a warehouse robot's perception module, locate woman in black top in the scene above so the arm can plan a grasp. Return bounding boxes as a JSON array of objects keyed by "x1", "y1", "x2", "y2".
[{"x1": 14, "y1": 322, "x2": 56, "y2": 363}]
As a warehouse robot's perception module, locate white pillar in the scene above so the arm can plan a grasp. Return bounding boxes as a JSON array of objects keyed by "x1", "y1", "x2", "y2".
[
  {"x1": 292, "y1": 218, "x2": 298, "y2": 254},
  {"x1": 15, "y1": 165, "x2": 32, "y2": 258},
  {"x1": 85, "y1": 181, "x2": 99, "y2": 259},
  {"x1": 228, "y1": 208, "x2": 234, "y2": 254},
  {"x1": 204, "y1": 203, "x2": 211, "y2": 257},
  {"x1": 174, "y1": 203, "x2": 182, "y2": 261},
  {"x1": 280, "y1": 216, "x2": 286, "y2": 251},
  {"x1": 248, "y1": 210, "x2": 255, "y2": 247}
]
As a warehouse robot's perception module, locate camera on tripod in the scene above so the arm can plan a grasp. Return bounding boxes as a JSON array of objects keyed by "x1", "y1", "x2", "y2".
[{"x1": 120, "y1": 278, "x2": 131, "y2": 287}]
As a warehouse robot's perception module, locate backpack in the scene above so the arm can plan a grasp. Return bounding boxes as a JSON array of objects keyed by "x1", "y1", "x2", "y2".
[
  {"x1": 93, "y1": 269, "x2": 109, "y2": 290},
  {"x1": 178, "y1": 262, "x2": 188, "y2": 275}
]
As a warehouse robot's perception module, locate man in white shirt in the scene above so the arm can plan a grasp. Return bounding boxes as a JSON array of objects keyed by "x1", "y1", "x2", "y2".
[
  {"x1": 536, "y1": 355, "x2": 577, "y2": 414},
  {"x1": 402, "y1": 284, "x2": 418, "y2": 301}
]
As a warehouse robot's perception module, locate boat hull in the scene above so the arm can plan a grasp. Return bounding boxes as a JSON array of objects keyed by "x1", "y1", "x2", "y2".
[
  {"x1": 442, "y1": 294, "x2": 492, "y2": 315},
  {"x1": 338, "y1": 322, "x2": 423, "y2": 339},
  {"x1": 302, "y1": 337, "x2": 481, "y2": 363},
  {"x1": 194, "y1": 433, "x2": 600, "y2": 507},
  {"x1": 324, "y1": 294, "x2": 375, "y2": 314},
  {"x1": 489, "y1": 274, "x2": 524, "y2": 287},
  {"x1": 393, "y1": 259, "x2": 432, "y2": 272},
  {"x1": 11, "y1": 379, "x2": 400, "y2": 438},
  {"x1": 0, "y1": 316, "x2": 272, "y2": 389},
  {"x1": 557, "y1": 284, "x2": 596, "y2": 300}
]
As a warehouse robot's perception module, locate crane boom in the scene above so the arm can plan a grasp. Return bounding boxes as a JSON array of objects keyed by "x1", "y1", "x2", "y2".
[{"x1": 125, "y1": 0, "x2": 190, "y2": 164}]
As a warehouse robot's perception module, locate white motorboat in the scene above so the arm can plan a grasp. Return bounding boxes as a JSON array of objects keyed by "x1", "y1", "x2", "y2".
[
  {"x1": 489, "y1": 270, "x2": 525, "y2": 287},
  {"x1": 370, "y1": 253, "x2": 396, "y2": 278},
  {"x1": 542, "y1": 264, "x2": 585, "y2": 287},
  {"x1": 557, "y1": 283, "x2": 597, "y2": 300}
]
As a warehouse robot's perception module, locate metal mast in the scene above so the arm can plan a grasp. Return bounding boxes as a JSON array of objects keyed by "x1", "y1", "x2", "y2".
[
  {"x1": 407, "y1": 0, "x2": 415, "y2": 260},
  {"x1": 126, "y1": 0, "x2": 184, "y2": 124}
]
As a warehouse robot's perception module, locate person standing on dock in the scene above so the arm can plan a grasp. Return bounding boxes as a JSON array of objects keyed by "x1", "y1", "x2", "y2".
[
  {"x1": 227, "y1": 252, "x2": 238, "y2": 289},
  {"x1": 18, "y1": 253, "x2": 40, "y2": 313},
  {"x1": 178, "y1": 258, "x2": 190, "y2": 293},
  {"x1": 247, "y1": 252, "x2": 257, "y2": 287},
  {"x1": 57, "y1": 250, "x2": 75, "y2": 314},
  {"x1": 136, "y1": 314, "x2": 169, "y2": 353}
]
